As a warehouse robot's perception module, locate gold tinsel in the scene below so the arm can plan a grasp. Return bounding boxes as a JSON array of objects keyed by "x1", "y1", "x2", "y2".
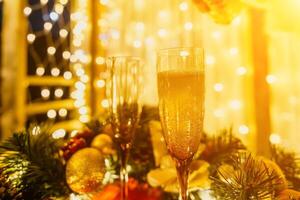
[{"x1": 66, "y1": 148, "x2": 105, "y2": 194}]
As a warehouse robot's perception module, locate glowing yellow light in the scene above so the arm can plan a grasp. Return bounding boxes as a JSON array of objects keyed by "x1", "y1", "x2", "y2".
[
  {"x1": 40, "y1": 0, "x2": 48, "y2": 5},
  {"x1": 27, "y1": 33, "x2": 36, "y2": 43},
  {"x1": 59, "y1": 29, "x2": 68, "y2": 38},
  {"x1": 44, "y1": 22, "x2": 53, "y2": 31},
  {"x1": 54, "y1": 88, "x2": 64, "y2": 98},
  {"x1": 213, "y1": 109, "x2": 225, "y2": 118},
  {"x1": 205, "y1": 55, "x2": 215, "y2": 65},
  {"x1": 75, "y1": 81, "x2": 86, "y2": 90},
  {"x1": 179, "y1": 2, "x2": 188, "y2": 11},
  {"x1": 70, "y1": 55, "x2": 77, "y2": 63},
  {"x1": 79, "y1": 106, "x2": 88, "y2": 115},
  {"x1": 47, "y1": 46, "x2": 56, "y2": 55},
  {"x1": 239, "y1": 125, "x2": 249, "y2": 135},
  {"x1": 50, "y1": 12, "x2": 59, "y2": 21},
  {"x1": 62, "y1": 51, "x2": 71, "y2": 59},
  {"x1": 135, "y1": 22, "x2": 145, "y2": 31},
  {"x1": 74, "y1": 99, "x2": 85, "y2": 107},
  {"x1": 236, "y1": 66, "x2": 247, "y2": 76},
  {"x1": 79, "y1": 115, "x2": 90, "y2": 123},
  {"x1": 41, "y1": 88, "x2": 50, "y2": 99},
  {"x1": 71, "y1": 91, "x2": 84, "y2": 99},
  {"x1": 96, "y1": 56, "x2": 105, "y2": 65},
  {"x1": 58, "y1": 108, "x2": 68, "y2": 117},
  {"x1": 229, "y1": 100, "x2": 242, "y2": 110},
  {"x1": 133, "y1": 40, "x2": 142, "y2": 48},
  {"x1": 63, "y1": 71, "x2": 72, "y2": 80},
  {"x1": 73, "y1": 63, "x2": 82, "y2": 71},
  {"x1": 289, "y1": 96, "x2": 297, "y2": 105},
  {"x1": 24, "y1": 7, "x2": 32, "y2": 16},
  {"x1": 47, "y1": 109, "x2": 57, "y2": 119},
  {"x1": 111, "y1": 30, "x2": 120, "y2": 40},
  {"x1": 180, "y1": 51, "x2": 189, "y2": 57},
  {"x1": 158, "y1": 10, "x2": 169, "y2": 20},
  {"x1": 101, "y1": 99, "x2": 109, "y2": 108},
  {"x1": 96, "y1": 80, "x2": 105, "y2": 88},
  {"x1": 36, "y1": 66, "x2": 45, "y2": 76},
  {"x1": 184, "y1": 22, "x2": 193, "y2": 31},
  {"x1": 232, "y1": 16, "x2": 241, "y2": 26},
  {"x1": 100, "y1": 0, "x2": 109, "y2": 5},
  {"x1": 54, "y1": 3, "x2": 64, "y2": 14},
  {"x1": 229, "y1": 47, "x2": 239, "y2": 56},
  {"x1": 52, "y1": 129, "x2": 66, "y2": 139},
  {"x1": 145, "y1": 37, "x2": 155, "y2": 46},
  {"x1": 70, "y1": 130, "x2": 78, "y2": 137},
  {"x1": 75, "y1": 68, "x2": 85, "y2": 77},
  {"x1": 59, "y1": 0, "x2": 68, "y2": 5},
  {"x1": 32, "y1": 126, "x2": 41, "y2": 135},
  {"x1": 266, "y1": 74, "x2": 277, "y2": 84},
  {"x1": 158, "y1": 29, "x2": 167, "y2": 37},
  {"x1": 214, "y1": 83, "x2": 223, "y2": 92},
  {"x1": 72, "y1": 39, "x2": 82, "y2": 47},
  {"x1": 51, "y1": 67, "x2": 60, "y2": 77},
  {"x1": 80, "y1": 75, "x2": 89, "y2": 83},
  {"x1": 212, "y1": 31, "x2": 221, "y2": 39},
  {"x1": 270, "y1": 133, "x2": 281, "y2": 144}
]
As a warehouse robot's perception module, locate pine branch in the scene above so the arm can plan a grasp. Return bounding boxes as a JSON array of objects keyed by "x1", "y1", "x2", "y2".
[
  {"x1": 0, "y1": 123, "x2": 70, "y2": 200},
  {"x1": 211, "y1": 152, "x2": 285, "y2": 200},
  {"x1": 271, "y1": 146, "x2": 300, "y2": 190},
  {"x1": 199, "y1": 129, "x2": 246, "y2": 174}
]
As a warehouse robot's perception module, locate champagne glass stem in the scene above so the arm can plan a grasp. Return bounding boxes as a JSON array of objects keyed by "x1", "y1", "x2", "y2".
[
  {"x1": 120, "y1": 147, "x2": 129, "y2": 200},
  {"x1": 175, "y1": 159, "x2": 191, "y2": 200}
]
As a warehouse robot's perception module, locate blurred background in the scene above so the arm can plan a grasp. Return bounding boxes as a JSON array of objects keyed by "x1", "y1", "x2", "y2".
[{"x1": 0, "y1": 0, "x2": 300, "y2": 155}]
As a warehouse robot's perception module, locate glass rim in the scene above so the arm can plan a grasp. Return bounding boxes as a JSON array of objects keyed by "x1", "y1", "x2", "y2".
[{"x1": 157, "y1": 47, "x2": 204, "y2": 55}]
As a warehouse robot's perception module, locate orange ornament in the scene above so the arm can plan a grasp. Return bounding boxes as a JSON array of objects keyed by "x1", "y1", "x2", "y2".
[{"x1": 93, "y1": 178, "x2": 162, "y2": 200}]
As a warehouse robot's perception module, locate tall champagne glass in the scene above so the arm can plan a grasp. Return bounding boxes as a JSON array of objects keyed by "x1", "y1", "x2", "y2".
[
  {"x1": 106, "y1": 56, "x2": 141, "y2": 200},
  {"x1": 156, "y1": 47, "x2": 205, "y2": 200}
]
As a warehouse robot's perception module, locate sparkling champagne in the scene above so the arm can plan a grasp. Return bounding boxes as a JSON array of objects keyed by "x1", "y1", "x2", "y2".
[{"x1": 157, "y1": 71, "x2": 204, "y2": 161}]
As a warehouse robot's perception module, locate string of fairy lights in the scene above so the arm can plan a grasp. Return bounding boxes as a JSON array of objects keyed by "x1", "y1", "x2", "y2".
[
  {"x1": 95, "y1": 0, "x2": 283, "y2": 146},
  {"x1": 22, "y1": 0, "x2": 287, "y2": 145},
  {"x1": 25, "y1": 0, "x2": 71, "y2": 122},
  {"x1": 24, "y1": 0, "x2": 89, "y2": 138}
]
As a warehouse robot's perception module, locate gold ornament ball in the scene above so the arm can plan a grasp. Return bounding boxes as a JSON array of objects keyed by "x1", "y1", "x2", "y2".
[
  {"x1": 257, "y1": 156, "x2": 288, "y2": 191},
  {"x1": 66, "y1": 148, "x2": 105, "y2": 194},
  {"x1": 91, "y1": 134, "x2": 114, "y2": 154}
]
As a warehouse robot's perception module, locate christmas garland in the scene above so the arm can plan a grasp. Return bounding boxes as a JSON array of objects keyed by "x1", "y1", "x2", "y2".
[{"x1": 0, "y1": 107, "x2": 300, "y2": 200}]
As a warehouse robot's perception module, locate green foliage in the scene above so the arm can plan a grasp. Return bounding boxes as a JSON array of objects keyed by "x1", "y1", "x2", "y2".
[
  {"x1": 0, "y1": 124, "x2": 69, "y2": 200},
  {"x1": 271, "y1": 146, "x2": 300, "y2": 190},
  {"x1": 199, "y1": 129, "x2": 246, "y2": 174},
  {"x1": 211, "y1": 152, "x2": 285, "y2": 200},
  {"x1": 128, "y1": 107, "x2": 158, "y2": 182}
]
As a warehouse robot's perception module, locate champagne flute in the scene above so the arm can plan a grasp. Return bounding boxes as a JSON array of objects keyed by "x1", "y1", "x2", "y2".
[
  {"x1": 106, "y1": 56, "x2": 141, "y2": 200},
  {"x1": 156, "y1": 47, "x2": 205, "y2": 200}
]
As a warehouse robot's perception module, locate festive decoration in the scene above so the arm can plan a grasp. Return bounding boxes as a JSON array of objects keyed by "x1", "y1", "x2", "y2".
[
  {"x1": 278, "y1": 189, "x2": 300, "y2": 200},
  {"x1": 1, "y1": 108, "x2": 300, "y2": 199},
  {"x1": 91, "y1": 134, "x2": 114, "y2": 155},
  {"x1": 147, "y1": 156, "x2": 210, "y2": 193},
  {"x1": 211, "y1": 152, "x2": 287, "y2": 199},
  {"x1": 92, "y1": 178, "x2": 162, "y2": 200},
  {"x1": 61, "y1": 129, "x2": 94, "y2": 160},
  {"x1": 271, "y1": 146, "x2": 300, "y2": 190},
  {"x1": 66, "y1": 148, "x2": 105, "y2": 194},
  {"x1": 0, "y1": 124, "x2": 69, "y2": 200}
]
